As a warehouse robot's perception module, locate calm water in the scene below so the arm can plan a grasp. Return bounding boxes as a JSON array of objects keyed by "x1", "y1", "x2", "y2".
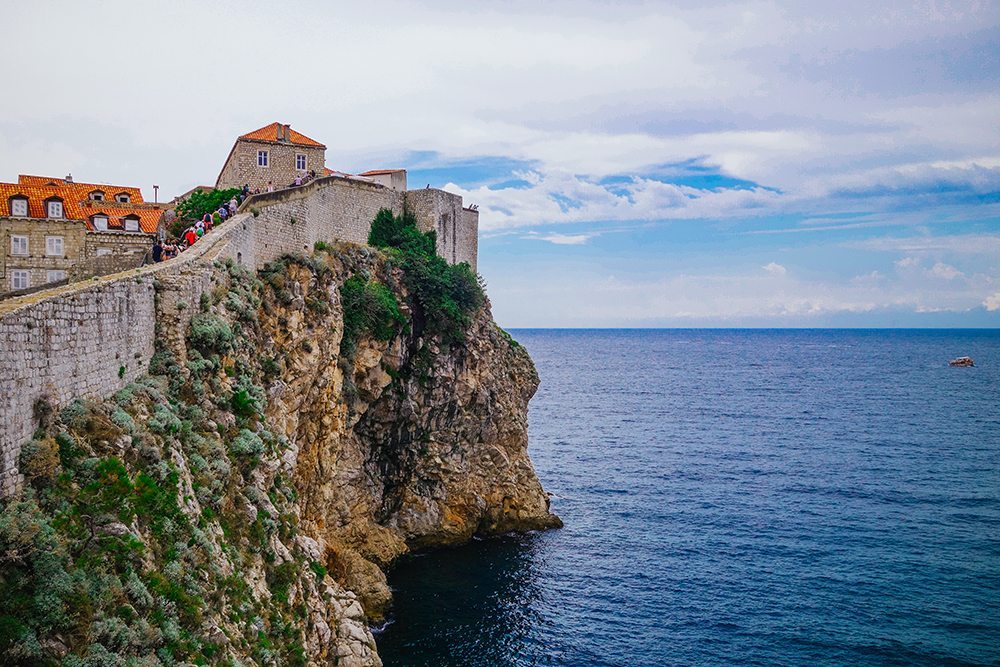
[{"x1": 376, "y1": 330, "x2": 1000, "y2": 666}]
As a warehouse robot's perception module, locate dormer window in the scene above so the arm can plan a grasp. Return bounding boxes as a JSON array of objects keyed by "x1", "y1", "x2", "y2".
[
  {"x1": 115, "y1": 192, "x2": 131, "y2": 203},
  {"x1": 9, "y1": 196, "x2": 28, "y2": 217},
  {"x1": 89, "y1": 190, "x2": 105, "y2": 201},
  {"x1": 46, "y1": 198, "x2": 64, "y2": 219},
  {"x1": 123, "y1": 215, "x2": 140, "y2": 232},
  {"x1": 92, "y1": 215, "x2": 109, "y2": 231}
]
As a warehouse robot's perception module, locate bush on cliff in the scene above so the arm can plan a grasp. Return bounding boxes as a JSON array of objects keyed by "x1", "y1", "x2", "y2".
[
  {"x1": 340, "y1": 275, "x2": 405, "y2": 354},
  {"x1": 187, "y1": 312, "x2": 234, "y2": 356},
  {"x1": 368, "y1": 208, "x2": 484, "y2": 343}
]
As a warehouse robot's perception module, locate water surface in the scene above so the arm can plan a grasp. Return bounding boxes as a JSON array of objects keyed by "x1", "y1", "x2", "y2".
[{"x1": 377, "y1": 329, "x2": 1000, "y2": 666}]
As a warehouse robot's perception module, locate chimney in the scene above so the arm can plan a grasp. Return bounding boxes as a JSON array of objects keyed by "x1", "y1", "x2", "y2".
[
  {"x1": 282, "y1": 124, "x2": 291, "y2": 142},
  {"x1": 65, "y1": 173, "x2": 73, "y2": 183}
]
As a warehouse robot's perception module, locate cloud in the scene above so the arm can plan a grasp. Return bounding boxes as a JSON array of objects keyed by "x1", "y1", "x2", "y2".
[
  {"x1": 850, "y1": 233, "x2": 1000, "y2": 255},
  {"x1": 489, "y1": 260, "x2": 1000, "y2": 327},
  {"x1": 895, "y1": 257, "x2": 920, "y2": 269},
  {"x1": 929, "y1": 262, "x2": 964, "y2": 280},
  {"x1": 985, "y1": 292, "x2": 1000, "y2": 311},
  {"x1": 762, "y1": 262, "x2": 787, "y2": 276},
  {"x1": 530, "y1": 233, "x2": 594, "y2": 245},
  {"x1": 449, "y1": 173, "x2": 785, "y2": 230}
]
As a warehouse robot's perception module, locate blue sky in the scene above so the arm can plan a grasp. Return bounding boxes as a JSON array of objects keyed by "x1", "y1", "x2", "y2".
[{"x1": 1, "y1": 0, "x2": 998, "y2": 326}]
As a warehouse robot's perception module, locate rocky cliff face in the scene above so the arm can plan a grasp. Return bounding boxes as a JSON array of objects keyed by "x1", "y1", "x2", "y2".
[{"x1": 0, "y1": 243, "x2": 559, "y2": 666}]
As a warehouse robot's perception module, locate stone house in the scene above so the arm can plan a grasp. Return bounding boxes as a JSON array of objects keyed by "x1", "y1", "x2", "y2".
[
  {"x1": 0, "y1": 175, "x2": 161, "y2": 295},
  {"x1": 359, "y1": 169, "x2": 408, "y2": 191},
  {"x1": 216, "y1": 123, "x2": 326, "y2": 192}
]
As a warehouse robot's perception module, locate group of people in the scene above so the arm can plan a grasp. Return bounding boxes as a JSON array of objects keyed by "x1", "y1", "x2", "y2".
[
  {"x1": 252, "y1": 170, "x2": 319, "y2": 195},
  {"x1": 151, "y1": 184, "x2": 252, "y2": 263}
]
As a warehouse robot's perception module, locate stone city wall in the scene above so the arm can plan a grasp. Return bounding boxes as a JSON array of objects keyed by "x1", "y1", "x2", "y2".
[
  {"x1": 0, "y1": 175, "x2": 413, "y2": 497},
  {"x1": 404, "y1": 188, "x2": 479, "y2": 272}
]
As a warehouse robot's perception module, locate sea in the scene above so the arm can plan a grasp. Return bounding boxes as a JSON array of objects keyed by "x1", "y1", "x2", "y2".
[{"x1": 375, "y1": 329, "x2": 1000, "y2": 666}]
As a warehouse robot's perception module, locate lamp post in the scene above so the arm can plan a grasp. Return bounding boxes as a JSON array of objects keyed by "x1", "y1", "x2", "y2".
[{"x1": 153, "y1": 185, "x2": 159, "y2": 203}]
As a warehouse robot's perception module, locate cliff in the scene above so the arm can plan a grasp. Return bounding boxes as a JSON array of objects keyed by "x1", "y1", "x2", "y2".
[{"x1": 0, "y1": 242, "x2": 559, "y2": 666}]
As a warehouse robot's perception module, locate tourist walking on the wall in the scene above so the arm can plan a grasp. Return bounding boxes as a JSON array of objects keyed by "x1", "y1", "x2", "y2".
[
  {"x1": 152, "y1": 239, "x2": 163, "y2": 263},
  {"x1": 267, "y1": 180, "x2": 274, "y2": 193},
  {"x1": 184, "y1": 227, "x2": 197, "y2": 247}
]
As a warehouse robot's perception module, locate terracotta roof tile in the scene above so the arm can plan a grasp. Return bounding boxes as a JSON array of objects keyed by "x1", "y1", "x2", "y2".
[
  {"x1": 17, "y1": 175, "x2": 145, "y2": 203},
  {"x1": 240, "y1": 122, "x2": 325, "y2": 148},
  {"x1": 80, "y1": 204, "x2": 162, "y2": 234},
  {"x1": 359, "y1": 169, "x2": 406, "y2": 176},
  {"x1": 1, "y1": 176, "x2": 160, "y2": 234}
]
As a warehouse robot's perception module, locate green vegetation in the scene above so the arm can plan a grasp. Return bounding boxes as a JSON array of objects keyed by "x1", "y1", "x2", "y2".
[
  {"x1": 172, "y1": 187, "x2": 242, "y2": 235},
  {"x1": 339, "y1": 276, "x2": 405, "y2": 354},
  {"x1": 187, "y1": 313, "x2": 234, "y2": 356},
  {"x1": 368, "y1": 208, "x2": 484, "y2": 344}
]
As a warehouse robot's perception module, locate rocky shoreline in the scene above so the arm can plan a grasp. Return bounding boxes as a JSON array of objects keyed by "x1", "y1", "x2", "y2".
[{"x1": 0, "y1": 243, "x2": 559, "y2": 666}]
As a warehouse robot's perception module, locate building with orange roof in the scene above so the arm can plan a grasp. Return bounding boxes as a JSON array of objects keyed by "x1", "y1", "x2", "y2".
[
  {"x1": 1, "y1": 174, "x2": 161, "y2": 296},
  {"x1": 358, "y1": 169, "x2": 407, "y2": 191},
  {"x1": 216, "y1": 122, "x2": 327, "y2": 191}
]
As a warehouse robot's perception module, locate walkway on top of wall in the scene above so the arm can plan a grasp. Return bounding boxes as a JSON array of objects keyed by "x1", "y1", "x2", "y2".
[{"x1": 0, "y1": 174, "x2": 374, "y2": 318}]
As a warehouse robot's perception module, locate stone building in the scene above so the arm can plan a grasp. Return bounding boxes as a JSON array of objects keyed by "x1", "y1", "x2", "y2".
[
  {"x1": 213, "y1": 123, "x2": 479, "y2": 271},
  {"x1": 359, "y1": 169, "x2": 407, "y2": 191},
  {"x1": 0, "y1": 175, "x2": 160, "y2": 296},
  {"x1": 216, "y1": 122, "x2": 326, "y2": 192}
]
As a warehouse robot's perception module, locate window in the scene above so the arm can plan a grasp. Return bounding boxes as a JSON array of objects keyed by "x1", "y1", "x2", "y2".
[
  {"x1": 90, "y1": 190, "x2": 105, "y2": 201},
  {"x1": 46, "y1": 236, "x2": 64, "y2": 256},
  {"x1": 296, "y1": 154, "x2": 307, "y2": 170},
  {"x1": 46, "y1": 200, "x2": 63, "y2": 219},
  {"x1": 115, "y1": 193, "x2": 130, "y2": 203},
  {"x1": 47, "y1": 270, "x2": 66, "y2": 283},
  {"x1": 11, "y1": 235, "x2": 28, "y2": 255},
  {"x1": 10, "y1": 197, "x2": 28, "y2": 217},
  {"x1": 257, "y1": 150, "x2": 269, "y2": 167},
  {"x1": 10, "y1": 270, "x2": 29, "y2": 290},
  {"x1": 96, "y1": 247, "x2": 112, "y2": 257},
  {"x1": 124, "y1": 216, "x2": 140, "y2": 232},
  {"x1": 92, "y1": 215, "x2": 109, "y2": 231}
]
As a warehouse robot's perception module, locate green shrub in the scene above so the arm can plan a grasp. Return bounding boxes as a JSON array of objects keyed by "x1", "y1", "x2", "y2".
[
  {"x1": 231, "y1": 376, "x2": 266, "y2": 418},
  {"x1": 367, "y1": 208, "x2": 484, "y2": 343},
  {"x1": 230, "y1": 429, "x2": 264, "y2": 457},
  {"x1": 339, "y1": 276, "x2": 405, "y2": 352},
  {"x1": 174, "y1": 187, "x2": 241, "y2": 225},
  {"x1": 187, "y1": 313, "x2": 234, "y2": 355}
]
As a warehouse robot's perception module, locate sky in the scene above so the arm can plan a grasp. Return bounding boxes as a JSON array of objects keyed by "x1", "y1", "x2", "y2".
[{"x1": 1, "y1": 0, "x2": 998, "y2": 327}]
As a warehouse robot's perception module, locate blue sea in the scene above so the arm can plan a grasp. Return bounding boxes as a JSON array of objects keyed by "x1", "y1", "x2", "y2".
[{"x1": 376, "y1": 330, "x2": 1000, "y2": 666}]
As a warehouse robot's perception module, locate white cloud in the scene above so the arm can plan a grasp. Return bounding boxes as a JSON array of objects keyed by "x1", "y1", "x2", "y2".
[
  {"x1": 762, "y1": 262, "x2": 787, "y2": 276},
  {"x1": 530, "y1": 233, "x2": 594, "y2": 245},
  {"x1": 895, "y1": 256, "x2": 920, "y2": 269},
  {"x1": 489, "y1": 260, "x2": 999, "y2": 327},
  {"x1": 0, "y1": 0, "x2": 997, "y2": 211},
  {"x1": 449, "y1": 173, "x2": 784, "y2": 230},
  {"x1": 929, "y1": 262, "x2": 964, "y2": 280},
  {"x1": 855, "y1": 234, "x2": 1000, "y2": 256}
]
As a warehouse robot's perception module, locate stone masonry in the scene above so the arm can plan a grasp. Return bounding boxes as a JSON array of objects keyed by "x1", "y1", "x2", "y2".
[
  {"x1": 216, "y1": 123, "x2": 326, "y2": 192},
  {"x1": 0, "y1": 174, "x2": 478, "y2": 497},
  {"x1": 1, "y1": 217, "x2": 87, "y2": 294}
]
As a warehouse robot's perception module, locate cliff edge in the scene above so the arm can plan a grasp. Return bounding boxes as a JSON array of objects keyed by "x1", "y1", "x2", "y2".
[{"x1": 0, "y1": 239, "x2": 559, "y2": 665}]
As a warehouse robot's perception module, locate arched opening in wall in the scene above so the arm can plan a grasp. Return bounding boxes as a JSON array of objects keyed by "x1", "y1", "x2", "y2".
[{"x1": 237, "y1": 252, "x2": 243, "y2": 265}]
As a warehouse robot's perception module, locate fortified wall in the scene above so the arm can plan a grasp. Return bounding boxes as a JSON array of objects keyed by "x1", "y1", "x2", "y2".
[{"x1": 0, "y1": 176, "x2": 478, "y2": 497}]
